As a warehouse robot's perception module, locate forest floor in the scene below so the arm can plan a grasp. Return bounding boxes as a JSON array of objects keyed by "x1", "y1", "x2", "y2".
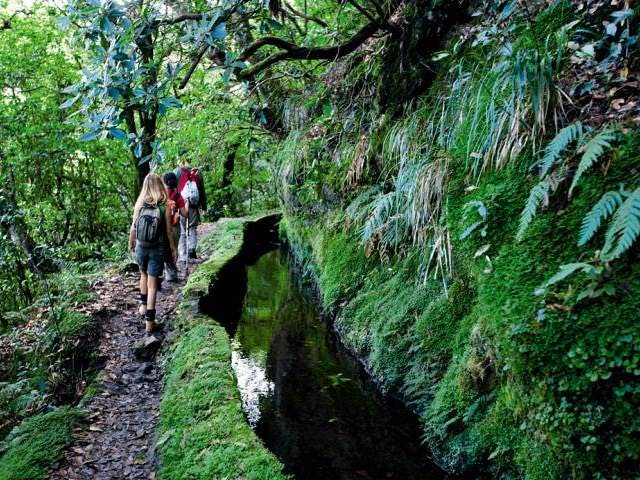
[{"x1": 49, "y1": 224, "x2": 215, "y2": 480}]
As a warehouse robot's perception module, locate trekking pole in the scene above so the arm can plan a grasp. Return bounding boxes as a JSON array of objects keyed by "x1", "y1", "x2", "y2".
[{"x1": 185, "y1": 214, "x2": 190, "y2": 278}]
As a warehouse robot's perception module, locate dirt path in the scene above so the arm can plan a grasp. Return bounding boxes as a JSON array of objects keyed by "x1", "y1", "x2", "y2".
[{"x1": 50, "y1": 224, "x2": 214, "y2": 480}]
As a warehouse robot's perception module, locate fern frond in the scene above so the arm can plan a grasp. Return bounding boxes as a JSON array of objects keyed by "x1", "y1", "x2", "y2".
[
  {"x1": 543, "y1": 262, "x2": 598, "y2": 287},
  {"x1": 516, "y1": 178, "x2": 552, "y2": 240},
  {"x1": 346, "y1": 186, "x2": 382, "y2": 226},
  {"x1": 577, "y1": 189, "x2": 624, "y2": 246},
  {"x1": 362, "y1": 191, "x2": 397, "y2": 244},
  {"x1": 601, "y1": 187, "x2": 640, "y2": 261},
  {"x1": 535, "y1": 121, "x2": 583, "y2": 178},
  {"x1": 569, "y1": 128, "x2": 616, "y2": 195}
]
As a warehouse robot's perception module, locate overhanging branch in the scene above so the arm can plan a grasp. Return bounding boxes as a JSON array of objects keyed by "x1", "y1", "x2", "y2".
[
  {"x1": 179, "y1": 43, "x2": 210, "y2": 89},
  {"x1": 237, "y1": 19, "x2": 383, "y2": 78}
]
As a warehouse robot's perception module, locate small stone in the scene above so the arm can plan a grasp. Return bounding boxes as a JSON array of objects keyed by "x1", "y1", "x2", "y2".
[
  {"x1": 139, "y1": 363, "x2": 153, "y2": 374},
  {"x1": 132, "y1": 335, "x2": 161, "y2": 361},
  {"x1": 122, "y1": 364, "x2": 138, "y2": 373}
]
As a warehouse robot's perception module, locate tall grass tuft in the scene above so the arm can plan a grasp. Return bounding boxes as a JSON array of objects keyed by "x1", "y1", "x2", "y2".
[{"x1": 344, "y1": 5, "x2": 576, "y2": 286}]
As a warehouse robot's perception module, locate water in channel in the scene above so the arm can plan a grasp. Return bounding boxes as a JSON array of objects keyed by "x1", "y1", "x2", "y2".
[{"x1": 203, "y1": 248, "x2": 448, "y2": 480}]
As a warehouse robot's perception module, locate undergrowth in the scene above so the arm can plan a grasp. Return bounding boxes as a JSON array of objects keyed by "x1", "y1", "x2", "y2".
[{"x1": 0, "y1": 407, "x2": 83, "y2": 480}]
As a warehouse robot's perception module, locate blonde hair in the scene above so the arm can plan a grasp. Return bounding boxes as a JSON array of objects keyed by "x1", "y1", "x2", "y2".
[{"x1": 133, "y1": 173, "x2": 168, "y2": 220}]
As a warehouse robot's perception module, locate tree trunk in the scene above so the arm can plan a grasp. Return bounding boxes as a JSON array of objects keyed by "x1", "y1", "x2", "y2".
[
  {"x1": 0, "y1": 189, "x2": 59, "y2": 274},
  {"x1": 137, "y1": 158, "x2": 150, "y2": 190},
  {"x1": 212, "y1": 144, "x2": 239, "y2": 217}
]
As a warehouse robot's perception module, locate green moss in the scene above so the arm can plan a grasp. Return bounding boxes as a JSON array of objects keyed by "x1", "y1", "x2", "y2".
[
  {"x1": 0, "y1": 407, "x2": 83, "y2": 480},
  {"x1": 158, "y1": 219, "x2": 288, "y2": 480},
  {"x1": 182, "y1": 218, "x2": 244, "y2": 301},
  {"x1": 56, "y1": 310, "x2": 92, "y2": 338},
  {"x1": 269, "y1": 3, "x2": 640, "y2": 476},
  {"x1": 281, "y1": 132, "x2": 640, "y2": 478},
  {"x1": 158, "y1": 323, "x2": 287, "y2": 480}
]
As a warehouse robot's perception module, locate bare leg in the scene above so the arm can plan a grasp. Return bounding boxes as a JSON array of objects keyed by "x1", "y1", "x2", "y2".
[
  {"x1": 147, "y1": 275, "x2": 158, "y2": 310},
  {"x1": 145, "y1": 275, "x2": 158, "y2": 332},
  {"x1": 138, "y1": 272, "x2": 148, "y2": 316}
]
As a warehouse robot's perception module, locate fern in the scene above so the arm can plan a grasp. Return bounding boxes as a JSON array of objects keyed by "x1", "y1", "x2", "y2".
[
  {"x1": 601, "y1": 187, "x2": 640, "y2": 261},
  {"x1": 535, "y1": 122, "x2": 583, "y2": 178},
  {"x1": 516, "y1": 177, "x2": 552, "y2": 240},
  {"x1": 362, "y1": 191, "x2": 397, "y2": 245},
  {"x1": 577, "y1": 189, "x2": 625, "y2": 246},
  {"x1": 542, "y1": 262, "x2": 599, "y2": 288},
  {"x1": 569, "y1": 128, "x2": 616, "y2": 195}
]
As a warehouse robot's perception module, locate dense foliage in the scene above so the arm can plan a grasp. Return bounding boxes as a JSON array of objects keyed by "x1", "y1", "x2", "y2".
[{"x1": 0, "y1": 7, "x2": 133, "y2": 317}]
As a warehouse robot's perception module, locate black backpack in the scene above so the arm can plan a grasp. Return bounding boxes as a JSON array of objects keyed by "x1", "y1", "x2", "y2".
[{"x1": 136, "y1": 203, "x2": 164, "y2": 247}]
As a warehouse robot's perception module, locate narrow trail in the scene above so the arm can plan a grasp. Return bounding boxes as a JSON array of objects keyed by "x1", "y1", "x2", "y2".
[{"x1": 50, "y1": 224, "x2": 215, "y2": 480}]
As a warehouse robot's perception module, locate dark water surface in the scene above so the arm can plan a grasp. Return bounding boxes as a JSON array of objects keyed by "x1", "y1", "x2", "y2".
[{"x1": 203, "y1": 248, "x2": 449, "y2": 480}]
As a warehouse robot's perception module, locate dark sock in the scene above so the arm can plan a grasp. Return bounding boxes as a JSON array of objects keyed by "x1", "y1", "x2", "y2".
[
  {"x1": 145, "y1": 309, "x2": 156, "y2": 322},
  {"x1": 139, "y1": 293, "x2": 147, "y2": 305}
]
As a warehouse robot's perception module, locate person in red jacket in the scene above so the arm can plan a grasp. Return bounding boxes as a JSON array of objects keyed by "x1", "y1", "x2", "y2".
[{"x1": 174, "y1": 159, "x2": 207, "y2": 261}]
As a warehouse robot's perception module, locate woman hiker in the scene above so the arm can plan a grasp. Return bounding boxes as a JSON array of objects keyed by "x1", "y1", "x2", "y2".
[{"x1": 128, "y1": 173, "x2": 177, "y2": 333}]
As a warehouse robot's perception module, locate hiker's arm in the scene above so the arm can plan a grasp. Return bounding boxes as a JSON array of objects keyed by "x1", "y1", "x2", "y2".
[
  {"x1": 129, "y1": 205, "x2": 140, "y2": 252},
  {"x1": 128, "y1": 223, "x2": 136, "y2": 252}
]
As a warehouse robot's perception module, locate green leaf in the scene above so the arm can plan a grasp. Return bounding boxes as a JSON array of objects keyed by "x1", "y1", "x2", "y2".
[
  {"x1": 517, "y1": 178, "x2": 552, "y2": 240},
  {"x1": 543, "y1": 262, "x2": 597, "y2": 288},
  {"x1": 578, "y1": 189, "x2": 624, "y2": 246},
  {"x1": 535, "y1": 122, "x2": 583, "y2": 178},
  {"x1": 108, "y1": 128, "x2": 127, "y2": 140},
  {"x1": 60, "y1": 95, "x2": 80, "y2": 109},
  {"x1": 460, "y1": 221, "x2": 483, "y2": 240},
  {"x1": 211, "y1": 22, "x2": 226, "y2": 40},
  {"x1": 79, "y1": 131, "x2": 98, "y2": 142},
  {"x1": 601, "y1": 187, "x2": 640, "y2": 261},
  {"x1": 569, "y1": 128, "x2": 616, "y2": 194}
]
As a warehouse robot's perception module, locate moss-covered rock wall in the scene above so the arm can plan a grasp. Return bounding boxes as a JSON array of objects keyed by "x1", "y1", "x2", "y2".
[{"x1": 273, "y1": 1, "x2": 640, "y2": 478}]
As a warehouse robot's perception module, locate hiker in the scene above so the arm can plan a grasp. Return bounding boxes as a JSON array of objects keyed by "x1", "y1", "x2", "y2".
[
  {"x1": 128, "y1": 173, "x2": 177, "y2": 333},
  {"x1": 162, "y1": 171, "x2": 188, "y2": 281},
  {"x1": 174, "y1": 158, "x2": 207, "y2": 261}
]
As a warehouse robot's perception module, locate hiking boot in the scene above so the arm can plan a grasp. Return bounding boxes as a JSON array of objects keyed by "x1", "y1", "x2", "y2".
[{"x1": 165, "y1": 265, "x2": 179, "y2": 282}]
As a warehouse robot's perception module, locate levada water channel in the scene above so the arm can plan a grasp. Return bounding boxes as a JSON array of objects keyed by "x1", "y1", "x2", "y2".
[{"x1": 199, "y1": 221, "x2": 454, "y2": 480}]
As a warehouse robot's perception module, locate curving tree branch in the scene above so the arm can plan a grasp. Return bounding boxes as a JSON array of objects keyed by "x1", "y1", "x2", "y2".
[
  {"x1": 179, "y1": 43, "x2": 210, "y2": 89},
  {"x1": 1, "y1": 9, "x2": 33, "y2": 30},
  {"x1": 236, "y1": 19, "x2": 384, "y2": 79}
]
